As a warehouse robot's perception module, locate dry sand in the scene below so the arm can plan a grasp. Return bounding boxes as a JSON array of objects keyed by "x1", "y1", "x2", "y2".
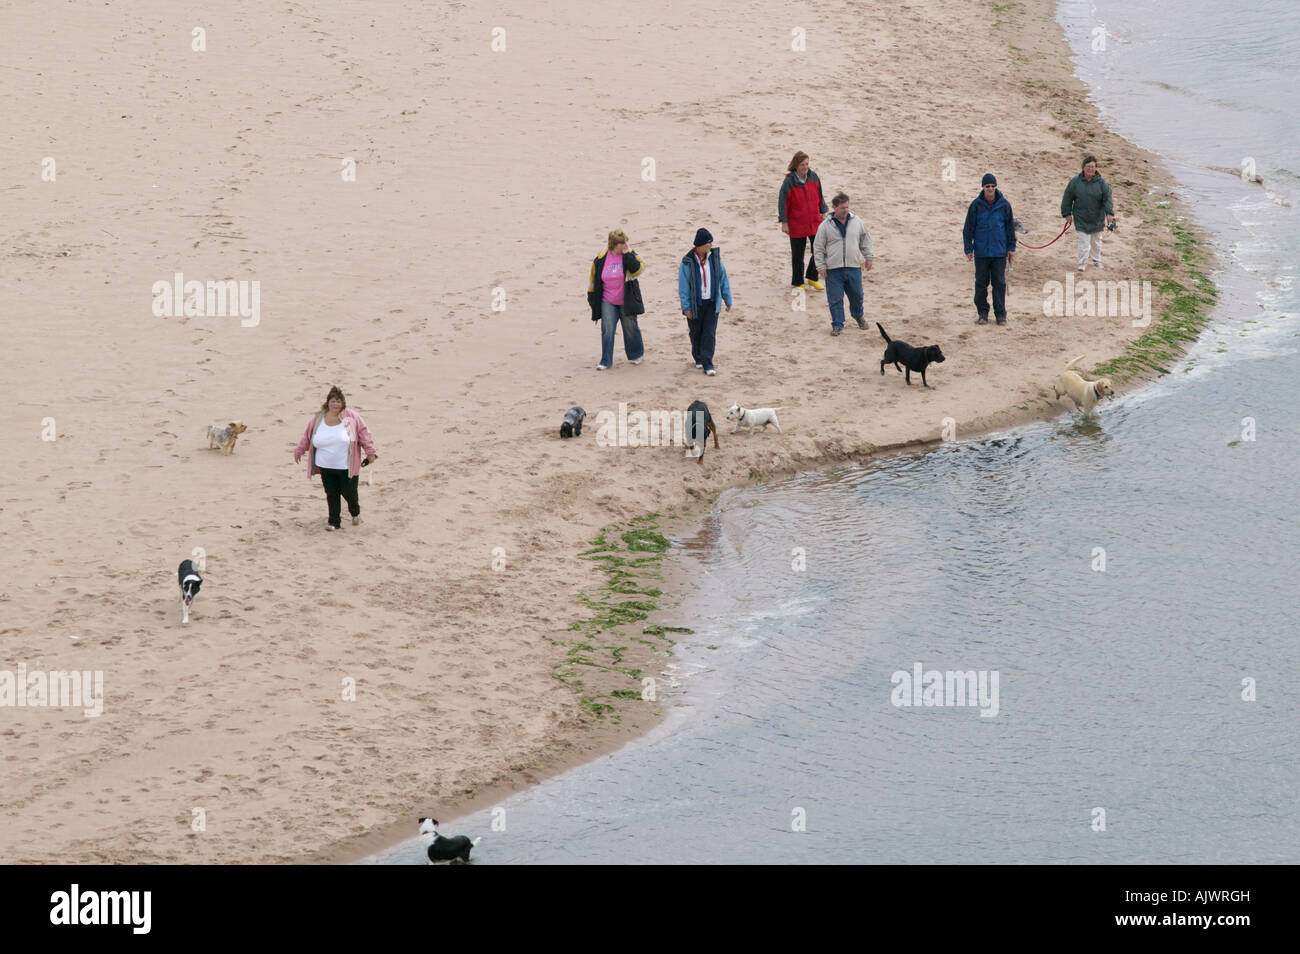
[{"x1": 1, "y1": 0, "x2": 1198, "y2": 862}]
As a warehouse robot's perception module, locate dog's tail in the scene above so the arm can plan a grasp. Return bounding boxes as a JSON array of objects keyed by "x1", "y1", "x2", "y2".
[
  {"x1": 876, "y1": 322, "x2": 891, "y2": 343},
  {"x1": 1063, "y1": 354, "x2": 1086, "y2": 372}
]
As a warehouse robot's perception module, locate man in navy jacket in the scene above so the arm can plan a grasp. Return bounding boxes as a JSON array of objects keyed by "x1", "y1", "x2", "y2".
[{"x1": 963, "y1": 173, "x2": 1017, "y2": 325}]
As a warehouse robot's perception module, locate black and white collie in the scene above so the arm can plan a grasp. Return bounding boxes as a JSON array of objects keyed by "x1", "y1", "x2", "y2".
[
  {"x1": 178, "y1": 559, "x2": 203, "y2": 624},
  {"x1": 417, "y1": 817, "x2": 481, "y2": 864}
]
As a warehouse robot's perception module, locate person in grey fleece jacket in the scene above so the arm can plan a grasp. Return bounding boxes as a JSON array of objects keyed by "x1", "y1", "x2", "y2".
[
  {"x1": 1061, "y1": 155, "x2": 1115, "y2": 270},
  {"x1": 812, "y1": 192, "x2": 875, "y2": 334}
]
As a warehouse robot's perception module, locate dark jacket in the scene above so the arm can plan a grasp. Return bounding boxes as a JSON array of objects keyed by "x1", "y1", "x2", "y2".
[
  {"x1": 778, "y1": 171, "x2": 828, "y2": 238},
  {"x1": 587, "y1": 250, "x2": 646, "y2": 321},
  {"x1": 1060, "y1": 173, "x2": 1114, "y2": 233},
  {"x1": 963, "y1": 189, "x2": 1016, "y2": 258},
  {"x1": 677, "y1": 247, "x2": 733, "y2": 315}
]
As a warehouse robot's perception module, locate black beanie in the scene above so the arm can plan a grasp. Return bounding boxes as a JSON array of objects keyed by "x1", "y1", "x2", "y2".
[
  {"x1": 693, "y1": 228, "x2": 713, "y2": 247},
  {"x1": 981, "y1": 173, "x2": 997, "y2": 186}
]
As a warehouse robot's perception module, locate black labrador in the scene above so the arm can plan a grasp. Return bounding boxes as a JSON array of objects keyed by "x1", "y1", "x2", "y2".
[{"x1": 877, "y1": 323, "x2": 945, "y2": 388}]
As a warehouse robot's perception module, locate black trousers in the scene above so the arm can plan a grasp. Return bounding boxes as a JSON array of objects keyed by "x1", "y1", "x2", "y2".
[
  {"x1": 687, "y1": 299, "x2": 718, "y2": 370},
  {"x1": 319, "y1": 467, "x2": 360, "y2": 527},
  {"x1": 790, "y1": 235, "x2": 820, "y2": 286},
  {"x1": 974, "y1": 256, "x2": 1007, "y2": 319}
]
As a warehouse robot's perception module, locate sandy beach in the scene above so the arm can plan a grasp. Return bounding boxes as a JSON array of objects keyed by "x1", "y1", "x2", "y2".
[{"x1": 0, "y1": 0, "x2": 1203, "y2": 863}]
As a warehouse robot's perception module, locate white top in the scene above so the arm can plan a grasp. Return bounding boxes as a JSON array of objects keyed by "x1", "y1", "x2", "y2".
[
  {"x1": 697, "y1": 252, "x2": 711, "y2": 299},
  {"x1": 312, "y1": 419, "x2": 350, "y2": 470}
]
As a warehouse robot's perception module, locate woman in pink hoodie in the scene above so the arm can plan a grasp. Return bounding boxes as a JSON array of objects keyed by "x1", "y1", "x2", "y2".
[{"x1": 292, "y1": 386, "x2": 378, "y2": 530}]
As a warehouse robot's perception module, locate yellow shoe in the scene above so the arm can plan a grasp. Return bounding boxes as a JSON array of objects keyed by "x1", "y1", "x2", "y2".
[{"x1": 807, "y1": 279, "x2": 825, "y2": 290}]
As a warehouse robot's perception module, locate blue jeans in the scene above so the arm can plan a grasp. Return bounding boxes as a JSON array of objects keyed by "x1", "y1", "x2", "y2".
[
  {"x1": 824, "y1": 267, "x2": 863, "y2": 329},
  {"x1": 600, "y1": 301, "x2": 644, "y2": 367}
]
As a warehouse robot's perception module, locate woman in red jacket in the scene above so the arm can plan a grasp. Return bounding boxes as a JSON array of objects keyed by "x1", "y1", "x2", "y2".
[{"x1": 777, "y1": 151, "x2": 828, "y2": 290}]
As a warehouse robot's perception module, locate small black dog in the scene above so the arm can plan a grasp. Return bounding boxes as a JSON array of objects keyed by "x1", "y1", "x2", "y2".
[
  {"x1": 877, "y1": 323, "x2": 945, "y2": 388},
  {"x1": 684, "y1": 399, "x2": 718, "y2": 464},
  {"x1": 178, "y1": 559, "x2": 203, "y2": 624},
  {"x1": 560, "y1": 405, "x2": 586, "y2": 438},
  {"x1": 418, "y1": 818, "x2": 481, "y2": 864}
]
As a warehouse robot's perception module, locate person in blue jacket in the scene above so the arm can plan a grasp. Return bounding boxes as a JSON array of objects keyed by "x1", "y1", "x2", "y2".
[
  {"x1": 963, "y1": 173, "x2": 1017, "y2": 325},
  {"x1": 677, "y1": 227, "x2": 732, "y2": 375}
]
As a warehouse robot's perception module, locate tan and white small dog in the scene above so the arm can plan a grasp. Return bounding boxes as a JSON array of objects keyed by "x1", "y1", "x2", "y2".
[
  {"x1": 726, "y1": 403, "x2": 785, "y2": 435},
  {"x1": 1053, "y1": 356, "x2": 1114, "y2": 413},
  {"x1": 206, "y1": 420, "x2": 247, "y2": 454}
]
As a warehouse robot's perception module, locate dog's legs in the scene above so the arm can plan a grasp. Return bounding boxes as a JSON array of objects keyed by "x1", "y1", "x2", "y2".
[
  {"x1": 905, "y1": 368, "x2": 912, "y2": 385},
  {"x1": 880, "y1": 360, "x2": 886, "y2": 376},
  {"x1": 772, "y1": 419, "x2": 782, "y2": 433},
  {"x1": 922, "y1": 370, "x2": 929, "y2": 388}
]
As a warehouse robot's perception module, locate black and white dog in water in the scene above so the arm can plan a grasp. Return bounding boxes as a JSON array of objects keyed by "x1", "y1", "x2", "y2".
[
  {"x1": 560, "y1": 405, "x2": 586, "y2": 438},
  {"x1": 418, "y1": 817, "x2": 481, "y2": 864},
  {"x1": 177, "y1": 559, "x2": 203, "y2": 624}
]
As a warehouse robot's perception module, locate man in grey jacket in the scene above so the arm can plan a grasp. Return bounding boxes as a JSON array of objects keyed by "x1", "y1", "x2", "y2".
[
  {"x1": 813, "y1": 192, "x2": 875, "y2": 336},
  {"x1": 1061, "y1": 156, "x2": 1115, "y2": 271}
]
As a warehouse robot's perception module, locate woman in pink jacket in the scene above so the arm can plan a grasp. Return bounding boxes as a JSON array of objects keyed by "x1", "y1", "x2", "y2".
[{"x1": 292, "y1": 386, "x2": 378, "y2": 530}]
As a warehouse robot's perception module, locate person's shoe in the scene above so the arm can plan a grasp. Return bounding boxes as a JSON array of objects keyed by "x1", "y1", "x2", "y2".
[
  {"x1": 853, "y1": 315, "x2": 867, "y2": 329},
  {"x1": 1092, "y1": 261, "x2": 1102, "y2": 269},
  {"x1": 596, "y1": 363, "x2": 609, "y2": 370},
  {"x1": 1077, "y1": 264, "x2": 1087, "y2": 272},
  {"x1": 630, "y1": 357, "x2": 643, "y2": 365},
  {"x1": 976, "y1": 316, "x2": 989, "y2": 324},
  {"x1": 808, "y1": 279, "x2": 825, "y2": 290},
  {"x1": 995, "y1": 316, "x2": 1007, "y2": 325},
  {"x1": 831, "y1": 327, "x2": 842, "y2": 336},
  {"x1": 352, "y1": 515, "x2": 362, "y2": 525},
  {"x1": 326, "y1": 524, "x2": 339, "y2": 531},
  {"x1": 694, "y1": 362, "x2": 703, "y2": 369},
  {"x1": 704, "y1": 368, "x2": 716, "y2": 376}
]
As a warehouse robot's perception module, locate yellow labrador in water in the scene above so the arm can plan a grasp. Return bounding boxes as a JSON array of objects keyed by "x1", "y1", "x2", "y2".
[
  {"x1": 1053, "y1": 356, "x2": 1114, "y2": 413},
  {"x1": 206, "y1": 420, "x2": 247, "y2": 454}
]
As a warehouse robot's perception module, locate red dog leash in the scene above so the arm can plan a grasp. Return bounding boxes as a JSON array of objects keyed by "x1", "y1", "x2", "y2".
[{"x1": 1017, "y1": 220, "x2": 1072, "y2": 249}]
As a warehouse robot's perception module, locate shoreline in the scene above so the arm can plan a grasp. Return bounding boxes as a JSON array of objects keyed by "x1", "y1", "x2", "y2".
[
  {"x1": 2, "y1": 0, "x2": 1221, "y2": 864},
  {"x1": 340, "y1": 0, "x2": 1223, "y2": 865}
]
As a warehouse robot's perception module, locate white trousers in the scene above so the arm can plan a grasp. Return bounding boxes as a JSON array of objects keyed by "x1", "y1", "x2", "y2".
[{"x1": 1076, "y1": 229, "x2": 1103, "y2": 268}]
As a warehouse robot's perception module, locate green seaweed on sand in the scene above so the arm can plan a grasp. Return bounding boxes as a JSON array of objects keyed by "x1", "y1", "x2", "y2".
[
  {"x1": 555, "y1": 514, "x2": 680, "y2": 721},
  {"x1": 1090, "y1": 221, "x2": 1218, "y2": 382}
]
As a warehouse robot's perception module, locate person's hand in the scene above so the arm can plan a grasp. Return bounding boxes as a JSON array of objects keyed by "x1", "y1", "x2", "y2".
[
  {"x1": 1006, "y1": 251, "x2": 1014, "y2": 260},
  {"x1": 966, "y1": 252, "x2": 973, "y2": 261},
  {"x1": 683, "y1": 309, "x2": 692, "y2": 319},
  {"x1": 366, "y1": 453, "x2": 377, "y2": 464},
  {"x1": 725, "y1": 304, "x2": 732, "y2": 312},
  {"x1": 1105, "y1": 215, "x2": 1114, "y2": 226},
  {"x1": 779, "y1": 222, "x2": 788, "y2": 235},
  {"x1": 818, "y1": 269, "x2": 827, "y2": 281},
  {"x1": 294, "y1": 451, "x2": 302, "y2": 464},
  {"x1": 864, "y1": 260, "x2": 874, "y2": 272},
  {"x1": 1064, "y1": 215, "x2": 1073, "y2": 227}
]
